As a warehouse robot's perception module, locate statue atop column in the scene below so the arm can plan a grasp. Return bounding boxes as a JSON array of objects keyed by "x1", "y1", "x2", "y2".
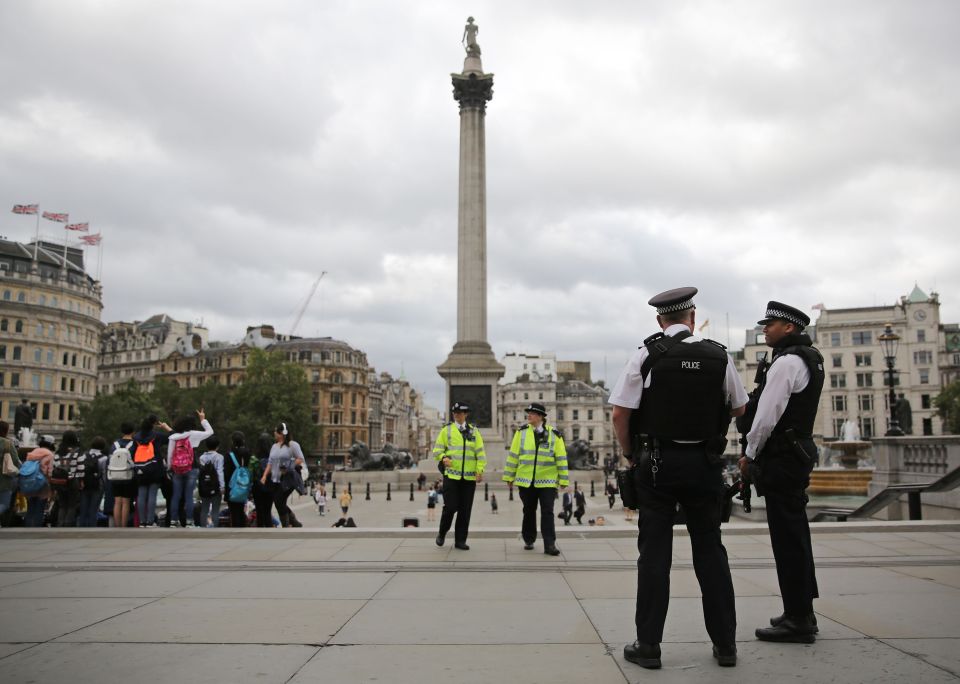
[{"x1": 462, "y1": 16, "x2": 481, "y2": 56}]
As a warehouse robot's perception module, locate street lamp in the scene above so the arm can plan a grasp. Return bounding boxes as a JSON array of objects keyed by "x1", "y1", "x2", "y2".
[{"x1": 878, "y1": 323, "x2": 904, "y2": 436}]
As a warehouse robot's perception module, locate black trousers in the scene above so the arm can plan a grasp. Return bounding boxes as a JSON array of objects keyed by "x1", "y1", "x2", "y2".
[
  {"x1": 438, "y1": 476, "x2": 476, "y2": 544},
  {"x1": 518, "y1": 486, "x2": 558, "y2": 545},
  {"x1": 633, "y1": 444, "x2": 736, "y2": 646},
  {"x1": 759, "y1": 444, "x2": 819, "y2": 617},
  {"x1": 227, "y1": 500, "x2": 246, "y2": 527}
]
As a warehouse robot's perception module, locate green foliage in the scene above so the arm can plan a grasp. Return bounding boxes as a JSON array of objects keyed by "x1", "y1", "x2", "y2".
[
  {"x1": 934, "y1": 380, "x2": 960, "y2": 434},
  {"x1": 77, "y1": 349, "x2": 316, "y2": 451}
]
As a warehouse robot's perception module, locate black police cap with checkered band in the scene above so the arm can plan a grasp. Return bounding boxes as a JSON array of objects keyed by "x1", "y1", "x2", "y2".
[
  {"x1": 648, "y1": 287, "x2": 698, "y2": 314},
  {"x1": 757, "y1": 300, "x2": 810, "y2": 329}
]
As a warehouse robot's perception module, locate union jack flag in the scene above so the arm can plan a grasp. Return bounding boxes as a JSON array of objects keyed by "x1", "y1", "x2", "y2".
[
  {"x1": 66, "y1": 222, "x2": 89, "y2": 232},
  {"x1": 12, "y1": 204, "x2": 39, "y2": 215},
  {"x1": 42, "y1": 211, "x2": 68, "y2": 223},
  {"x1": 79, "y1": 233, "x2": 102, "y2": 246}
]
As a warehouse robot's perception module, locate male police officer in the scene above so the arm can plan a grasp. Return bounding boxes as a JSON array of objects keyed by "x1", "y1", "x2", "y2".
[
  {"x1": 740, "y1": 301, "x2": 824, "y2": 643},
  {"x1": 503, "y1": 402, "x2": 568, "y2": 556},
  {"x1": 433, "y1": 402, "x2": 485, "y2": 550},
  {"x1": 610, "y1": 287, "x2": 748, "y2": 669}
]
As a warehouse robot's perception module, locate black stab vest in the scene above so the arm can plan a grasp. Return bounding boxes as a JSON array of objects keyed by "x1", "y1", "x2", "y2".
[
  {"x1": 768, "y1": 343, "x2": 825, "y2": 439},
  {"x1": 632, "y1": 331, "x2": 729, "y2": 441}
]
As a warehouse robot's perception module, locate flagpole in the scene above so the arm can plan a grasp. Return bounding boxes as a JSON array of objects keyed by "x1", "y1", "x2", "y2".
[
  {"x1": 63, "y1": 224, "x2": 69, "y2": 269},
  {"x1": 97, "y1": 239, "x2": 103, "y2": 282},
  {"x1": 33, "y1": 211, "x2": 40, "y2": 261}
]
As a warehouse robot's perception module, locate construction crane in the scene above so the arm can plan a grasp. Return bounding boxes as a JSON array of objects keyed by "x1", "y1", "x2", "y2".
[{"x1": 289, "y1": 271, "x2": 326, "y2": 336}]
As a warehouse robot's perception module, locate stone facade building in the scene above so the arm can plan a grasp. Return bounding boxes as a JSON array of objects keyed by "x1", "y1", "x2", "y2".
[{"x1": 0, "y1": 239, "x2": 103, "y2": 438}]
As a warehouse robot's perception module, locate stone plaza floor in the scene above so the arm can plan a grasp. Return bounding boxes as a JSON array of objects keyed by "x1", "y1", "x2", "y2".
[{"x1": 1, "y1": 517, "x2": 959, "y2": 682}]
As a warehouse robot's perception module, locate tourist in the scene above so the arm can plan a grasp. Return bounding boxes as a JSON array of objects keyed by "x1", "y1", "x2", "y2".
[
  {"x1": 133, "y1": 415, "x2": 171, "y2": 527},
  {"x1": 197, "y1": 434, "x2": 224, "y2": 528},
  {"x1": 223, "y1": 431, "x2": 251, "y2": 528},
  {"x1": 426, "y1": 484, "x2": 438, "y2": 521},
  {"x1": 53, "y1": 431, "x2": 83, "y2": 527},
  {"x1": 23, "y1": 435, "x2": 55, "y2": 527},
  {"x1": 260, "y1": 422, "x2": 305, "y2": 528},
  {"x1": 315, "y1": 487, "x2": 327, "y2": 516},
  {"x1": 76, "y1": 436, "x2": 108, "y2": 527},
  {"x1": 561, "y1": 488, "x2": 574, "y2": 525},
  {"x1": 252, "y1": 432, "x2": 274, "y2": 527},
  {"x1": 574, "y1": 485, "x2": 586, "y2": 524},
  {"x1": 0, "y1": 420, "x2": 22, "y2": 521},
  {"x1": 109, "y1": 422, "x2": 137, "y2": 527},
  {"x1": 165, "y1": 409, "x2": 212, "y2": 528},
  {"x1": 490, "y1": 492, "x2": 498, "y2": 515},
  {"x1": 339, "y1": 487, "x2": 352, "y2": 517}
]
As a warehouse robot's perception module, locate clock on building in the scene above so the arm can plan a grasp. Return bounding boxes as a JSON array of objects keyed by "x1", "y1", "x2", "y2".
[{"x1": 913, "y1": 309, "x2": 927, "y2": 321}]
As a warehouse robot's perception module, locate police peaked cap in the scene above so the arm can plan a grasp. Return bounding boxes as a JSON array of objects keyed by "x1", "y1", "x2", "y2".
[
  {"x1": 524, "y1": 402, "x2": 547, "y2": 417},
  {"x1": 648, "y1": 287, "x2": 697, "y2": 314},
  {"x1": 757, "y1": 300, "x2": 810, "y2": 329},
  {"x1": 451, "y1": 402, "x2": 471, "y2": 413}
]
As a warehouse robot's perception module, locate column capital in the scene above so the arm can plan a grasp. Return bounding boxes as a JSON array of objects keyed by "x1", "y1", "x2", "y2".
[{"x1": 452, "y1": 72, "x2": 493, "y2": 112}]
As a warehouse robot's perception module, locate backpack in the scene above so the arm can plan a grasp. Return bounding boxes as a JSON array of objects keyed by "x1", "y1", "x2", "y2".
[
  {"x1": 108, "y1": 441, "x2": 134, "y2": 481},
  {"x1": 227, "y1": 452, "x2": 251, "y2": 503},
  {"x1": 428, "y1": 490, "x2": 437, "y2": 504},
  {"x1": 197, "y1": 460, "x2": 220, "y2": 498},
  {"x1": 133, "y1": 439, "x2": 163, "y2": 482},
  {"x1": 49, "y1": 454, "x2": 71, "y2": 489},
  {"x1": 79, "y1": 451, "x2": 102, "y2": 490},
  {"x1": 18, "y1": 460, "x2": 46, "y2": 494},
  {"x1": 170, "y1": 437, "x2": 194, "y2": 475}
]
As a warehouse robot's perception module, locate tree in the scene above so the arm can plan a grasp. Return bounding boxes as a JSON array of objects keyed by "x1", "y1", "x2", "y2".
[
  {"x1": 76, "y1": 380, "x2": 158, "y2": 444},
  {"x1": 934, "y1": 380, "x2": 960, "y2": 434},
  {"x1": 230, "y1": 348, "x2": 317, "y2": 452}
]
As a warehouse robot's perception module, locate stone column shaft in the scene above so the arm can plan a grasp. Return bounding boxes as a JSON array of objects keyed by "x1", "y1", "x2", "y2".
[{"x1": 457, "y1": 106, "x2": 487, "y2": 343}]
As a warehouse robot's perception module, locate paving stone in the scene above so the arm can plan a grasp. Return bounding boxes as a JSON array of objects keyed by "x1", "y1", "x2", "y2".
[
  {"x1": 377, "y1": 571, "x2": 573, "y2": 600},
  {"x1": 0, "y1": 642, "x2": 317, "y2": 684},
  {"x1": 0, "y1": 571, "x2": 224, "y2": 598},
  {"x1": 0, "y1": 642, "x2": 38, "y2": 658},
  {"x1": 0, "y1": 571, "x2": 62, "y2": 589},
  {"x1": 176, "y1": 571, "x2": 391, "y2": 599},
  {"x1": 0, "y1": 597, "x2": 152, "y2": 642},
  {"x1": 816, "y1": 591, "x2": 960, "y2": 638},
  {"x1": 890, "y1": 565, "x2": 960, "y2": 589},
  {"x1": 881, "y1": 637, "x2": 960, "y2": 676}
]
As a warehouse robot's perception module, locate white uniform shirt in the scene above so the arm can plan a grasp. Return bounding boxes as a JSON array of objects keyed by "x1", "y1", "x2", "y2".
[
  {"x1": 609, "y1": 324, "x2": 749, "y2": 412},
  {"x1": 745, "y1": 354, "x2": 810, "y2": 460}
]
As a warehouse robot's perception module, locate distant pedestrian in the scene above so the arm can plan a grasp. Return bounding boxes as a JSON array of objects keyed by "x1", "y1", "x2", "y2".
[
  {"x1": 53, "y1": 431, "x2": 82, "y2": 527},
  {"x1": 252, "y1": 433, "x2": 274, "y2": 527},
  {"x1": 426, "y1": 484, "x2": 438, "y2": 521},
  {"x1": 109, "y1": 423, "x2": 137, "y2": 527},
  {"x1": 76, "y1": 436, "x2": 107, "y2": 527},
  {"x1": 134, "y1": 415, "x2": 172, "y2": 527},
  {"x1": 223, "y1": 431, "x2": 251, "y2": 528},
  {"x1": 316, "y1": 487, "x2": 327, "y2": 516},
  {"x1": 339, "y1": 488, "x2": 352, "y2": 516},
  {"x1": 574, "y1": 485, "x2": 586, "y2": 524},
  {"x1": 197, "y1": 434, "x2": 224, "y2": 528},
  {"x1": 165, "y1": 409, "x2": 212, "y2": 528},
  {"x1": 260, "y1": 422, "x2": 305, "y2": 528},
  {"x1": 490, "y1": 493, "x2": 498, "y2": 514},
  {"x1": 606, "y1": 480, "x2": 617, "y2": 510},
  {"x1": 561, "y1": 489, "x2": 573, "y2": 525},
  {"x1": 417, "y1": 472, "x2": 427, "y2": 491},
  {"x1": 23, "y1": 435, "x2": 55, "y2": 527},
  {"x1": 0, "y1": 421, "x2": 22, "y2": 522}
]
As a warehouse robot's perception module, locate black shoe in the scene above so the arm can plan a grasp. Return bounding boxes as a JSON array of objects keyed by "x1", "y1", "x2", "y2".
[
  {"x1": 712, "y1": 643, "x2": 737, "y2": 667},
  {"x1": 623, "y1": 641, "x2": 661, "y2": 669},
  {"x1": 454, "y1": 542, "x2": 470, "y2": 550},
  {"x1": 435, "y1": 533, "x2": 445, "y2": 547},
  {"x1": 523, "y1": 543, "x2": 535, "y2": 550},
  {"x1": 756, "y1": 615, "x2": 817, "y2": 643},
  {"x1": 544, "y1": 545, "x2": 560, "y2": 556},
  {"x1": 770, "y1": 612, "x2": 819, "y2": 633}
]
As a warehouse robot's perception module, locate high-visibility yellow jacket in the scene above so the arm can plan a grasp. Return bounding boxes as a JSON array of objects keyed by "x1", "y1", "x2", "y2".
[
  {"x1": 433, "y1": 422, "x2": 486, "y2": 481},
  {"x1": 503, "y1": 424, "x2": 568, "y2": 488}
]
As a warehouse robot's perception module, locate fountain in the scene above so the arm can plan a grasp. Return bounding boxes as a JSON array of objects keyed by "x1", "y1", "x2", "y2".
[{"x1": 808, "y1": 419, "x2": 874, "y2": 496}]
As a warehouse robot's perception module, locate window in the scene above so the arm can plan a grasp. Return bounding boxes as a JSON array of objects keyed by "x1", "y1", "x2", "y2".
[
  {"x1": 859, "y1": 394, "x2": 873, "y2": 411},
  {"x1": 44, "y1": 376, "x2": 52, "y2": 391},
  {"x1": 830, "y1": 373, "x2": 846, "y2": 388},
  {"x1": 914, "y1": 350, "x2": 933, "y2": 365},
  {"x1": 856, "y1": 373, "x2": 873, "y2": 388},
  {"x1": 572, "y1": 409, "x2": 579, "y2": 420},
  {"x1": 588, "y1": 428, "x2": 595, "y2": 441},
  {"x1": 538, "y1": 392, "x2": 543, "y2": 400},
  {"x1": 0, "y1": 373, "x2": 4, "y2": 386},
  {"x1": 46, "y1": 349, "x2": 53, "y2": 363},
  {"x1": 830, "y1": 332, "x2": 841, "y2": 347},
  {"x1": 14, "y1": 320, "x2": 23, "y2": 333},
  {"x1": 852, "y1": 331, "x2": 872, "y2": 345},
  {"x1": 858, "y1": 417, "x2": 875, "y2": 439},
  {"x1": 35, "y1": 323, "x2": 43, "y2": 335},
  {"x1": 59, "y1": 405, "x2": 65, "y2": 420},
  {"x1": 921, "y1": 394, "x2": 931, "y2": 410},
  {"x1": 832, "y1": 354, "x2": 843, "y2": 368},
  {"x1": 330, "y1": 412, "x2": 341, "y2": 425},
  {"x1": 923, "y1": 418, "x2": 933, "y2": 436},
  {"x1": 331, "y1": 392, "x2": 342, "y2": 406},
  {"x1": 919, "y1": 369, "x2": 930, "y2": 384},
  {"x1": 1, "y1": 290, "x2": 8, "y2": 300},
  {"x1": 832, "y1": 395, "x2": 847, "y2": 412},
  {"x1": 523, "y1": 393, "x2": 528, "y2": 400},
  {"x1": 16, "y1": 292, "x2": 25, "y2": 302},
  {"x1": 883, "y1": 373, "x2": 900, "y2": 387},
  {"x1": 588, "y1": 409, "x2": 594, "y2": 420},
  {"x1": 11, "y1": 372, "x2": 19, "y2": 388},
  {"x1": 41, "y1": 404, "x2": 50, "y2": 420},
  {"x1": 0, "y1": 319, "x2": 6, "y2": 331},
  {"x1": 557, "y1": 409, "x2": 564, "y2": 420},
  {"x1": 0, "y1": 345, "x2": 6, "y2": 359},
  {"x1": 572, "y1": 428, "x2": 580, "y2": 440},
  {"x1": 917, "y1": 330, "x2": 926, "y2": 342},
  {"x1": 756, "y1": 352, "x2": 767, "y2": 362},
  {"x1": 12, "y1": 346, "x2": 21, "y2": 361},
  {"x1": 32, "y1": 374, "x2": 40, "y2": 390},
  {"x1": 833, "y1": 418, "x2": 845, "y2": 438},
  {"x1": 34, "y1": 348, "x2": 42, "y2": 362},
  {"x1": 854, "y1": 353, "x2": 872, "y2": 367}
]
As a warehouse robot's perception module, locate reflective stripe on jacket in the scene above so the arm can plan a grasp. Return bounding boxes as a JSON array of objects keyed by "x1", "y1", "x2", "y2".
[
  {"x1": 432, "y1": 423, "x2": 486, "y2": 481},
  {"x1": 503, "y1": 424, "x2": 568, "y2": 488}
]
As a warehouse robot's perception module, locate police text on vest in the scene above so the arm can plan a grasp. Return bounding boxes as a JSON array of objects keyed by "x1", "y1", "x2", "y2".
[{"x1": 681, "y1": 361, "x2": 701, "y2": 369}]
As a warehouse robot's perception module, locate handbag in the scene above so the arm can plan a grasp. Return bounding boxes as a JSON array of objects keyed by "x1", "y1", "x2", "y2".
[
  {"x1": 281, "y1": 464, "x2": 306, "y2": 495},
  {"x1": 3, "y1": 451, "x2": 19, "y2": 476}
]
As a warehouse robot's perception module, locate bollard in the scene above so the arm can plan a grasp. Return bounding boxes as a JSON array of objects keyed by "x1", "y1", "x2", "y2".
[
  {"x1": 348, "y1": 482, "x2": 352, "y2": 496},
  {"x1": 387, "y1": 482, "x2": 392, "y2": 501},
  {"x1": 410, "y1": 482, "x2": 415, "y2": 501},
  {"x1": 484, "y1": 482, "x2": 489, "y2": 501},
  {"x1": 332, "y1": 481, "x2": 337, "y2": 497},
  {"x1": 590, "y1": 480, "x2": 595, "y2": 497},
  {"x1": 366, "y1": 482, "x2": 371, "y2": 501}
]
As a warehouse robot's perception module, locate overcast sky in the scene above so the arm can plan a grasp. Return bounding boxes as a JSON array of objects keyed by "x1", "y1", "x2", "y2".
[{"x1": 2, "y1": 0, "x2": 958, "y2": 408}]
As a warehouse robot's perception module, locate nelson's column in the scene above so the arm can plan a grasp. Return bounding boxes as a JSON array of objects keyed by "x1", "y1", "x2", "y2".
[{"x1": 437, "y1": 17, "x2": 506, "y2": 469}]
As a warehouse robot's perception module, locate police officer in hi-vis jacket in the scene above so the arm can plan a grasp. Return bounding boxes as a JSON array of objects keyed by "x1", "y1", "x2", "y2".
[
  {"x1": 433, "y1": 402, "x2": 485, "y2": 550},
  {"x1": 503, "y1": 402, "x2": 568, "y2": 556}
]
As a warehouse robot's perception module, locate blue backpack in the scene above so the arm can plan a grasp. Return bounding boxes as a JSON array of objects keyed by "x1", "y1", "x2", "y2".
[
  {"x1": 227, "y1": 452, "x2": 251, "y2": 503},
  {"x1": 18, "y1": 460, "x2": 47, "y2": 494}
]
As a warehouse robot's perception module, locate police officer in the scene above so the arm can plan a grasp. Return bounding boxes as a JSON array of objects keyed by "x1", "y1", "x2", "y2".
[
  {"x1": 610, "y1": 287, "x2": 748, "y2": 669},
  {"x1": 432, "y1": 402, "x2": 485, "y2": 550},
  {"x1": 740, "y1": 301, "x2": 824, "y2": 643},
  {"x1": 503, "y1": 402, "x2": 568, "y2": 556}
]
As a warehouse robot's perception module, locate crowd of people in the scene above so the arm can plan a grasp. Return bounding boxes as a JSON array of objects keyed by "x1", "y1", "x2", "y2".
[{"x1": 0, "y1": 410, "x2": 314, "y2": 528}]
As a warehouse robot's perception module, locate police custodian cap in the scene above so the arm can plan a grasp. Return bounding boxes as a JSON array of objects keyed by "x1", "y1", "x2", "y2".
[
  {"x1": 648, "y1": 287, "x2": 698, "y2": 314},
  {"x1": 524, "y1": 402, "x2": 547, "y2": 417},
  {"x1": 758, "y1": 300, "x2": 810, "y2": 329},
  {"x1": 451, "y1": 402, "x2": 471, "y2": 413}
]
